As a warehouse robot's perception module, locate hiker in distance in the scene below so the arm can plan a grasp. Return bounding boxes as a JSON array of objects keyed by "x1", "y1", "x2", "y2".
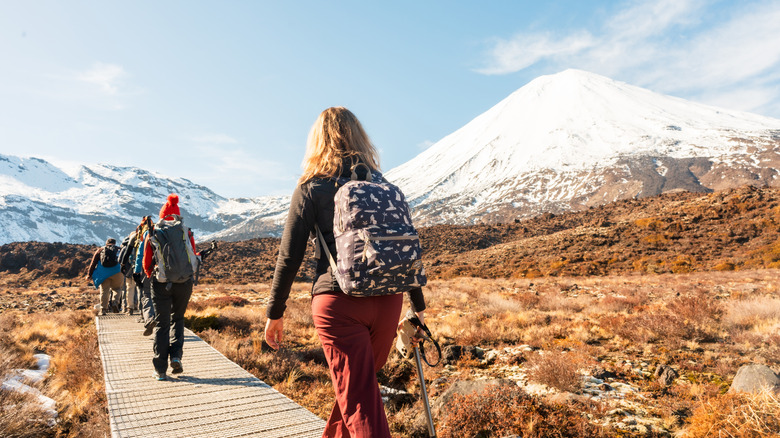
[
  {"x1": 86, "y1": 238, "x2": 124, "y2": 315},
  {"x1": 143, "y1": 194, "x2": 200, "y2": 380},
  {"x1": 264, "y1": 107, "x2": 428, "y2": 438},
  {"x1": 118, "y1": 230, "x2": 139, "y2": 315},
  {"x1": 133, "y1": 216, "x2": 157, "y2": 335}
]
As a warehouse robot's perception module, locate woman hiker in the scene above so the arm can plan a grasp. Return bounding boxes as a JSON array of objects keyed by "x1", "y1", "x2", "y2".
[{"x1": 264, "y1": 106, "x2": 427, "y2": 438}]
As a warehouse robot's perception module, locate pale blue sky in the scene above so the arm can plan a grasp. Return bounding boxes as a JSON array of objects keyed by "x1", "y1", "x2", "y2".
[{"x1": 2, "y1": 0, "x2": 779, "y2": 198}]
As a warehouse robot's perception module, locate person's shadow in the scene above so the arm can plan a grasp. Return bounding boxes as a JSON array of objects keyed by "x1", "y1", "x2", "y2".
[{"x1": 171, "y1": 375, "x2": 272, "y2": 388}]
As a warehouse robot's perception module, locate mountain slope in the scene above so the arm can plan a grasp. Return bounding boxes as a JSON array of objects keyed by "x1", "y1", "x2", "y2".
[
  {"x1": 0, "y1": 154, "x2": 288, "y2": 245},
  {"x1": 4, "y1": 185, "x2": 780, "y2": 287},
  {"x1": 386, "y1": 69, "x2": 780, "y2": 226}
]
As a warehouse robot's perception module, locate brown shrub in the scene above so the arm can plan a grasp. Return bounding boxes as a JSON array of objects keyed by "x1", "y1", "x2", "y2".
[
  {"x1": 524, "y1": 350, "x2": 584, "y2": 393},
  {"x1": 601, "y1": 311, "x2": 713, "y2": 345},
  {"x1": 667, "y1": 292, "x2": 723, "y2": 326},
  {"x1": 714, "y1": 261, "x2": 736, "y2": 271},
  {"x1": 635, "y1": 217, "x2": 664, "y2": 230},
  {"x1": 599, "y1": 294, "x2": 646, "y2": 313},
  {"x1": 643, "y1": 233, "x2": 670, "y2": 246},
  {"x1": 671, "y1": 255, "x2": 694, "y2": 274},
  {"x1": 723, "y1": 298, "x2": 780, "y2": 329},
  {"x1": 0, "y1": 310, "x2": 108, "y2": 438},
  {"x1": 0, "y1": 388, "x2": 53, "y2": 438},
  {"x1": 49, "y1": 323, "x2": 108, "y2": 438},
  {"x1": 438, "y1": 383, "x2": 607, "y2": 438},
  {"x1": 633, "y1": 256, "x2": 669, "y2": 274},
  {"x1": 186, "y1": 313, "x2": 221, "y2": 331}
]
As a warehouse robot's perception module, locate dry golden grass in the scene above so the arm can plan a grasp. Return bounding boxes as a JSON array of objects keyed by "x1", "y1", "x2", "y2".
[
  {"x1": 0, "y1": 353, "x2": 54, "y2": 438},
  {"x1": 187, "y1": 271, "x2": 780, "y2": 437},
  {"x1": 5, "y1": 266, "x2": 778, "y2": 437},
  {"x1": 0, "y1": 310, "x2": 107, "y2": 438},
  {"x1": 723, "y1": 297, "x2": 780, "y2": 330},
  {"x1": 681, "y1": 390, "x2": 780, "y2": 438}
]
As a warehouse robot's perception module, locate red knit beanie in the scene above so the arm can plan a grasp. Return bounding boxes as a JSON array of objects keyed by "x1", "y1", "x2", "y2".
[{"x1": 159, "y1": 193, "x2": 181, "y2": 219}]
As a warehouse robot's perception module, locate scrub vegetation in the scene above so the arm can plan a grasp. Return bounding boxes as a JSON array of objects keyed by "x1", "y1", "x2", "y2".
[{"x1": 2, "y1": 185, "x2": 780, "y2": 437}]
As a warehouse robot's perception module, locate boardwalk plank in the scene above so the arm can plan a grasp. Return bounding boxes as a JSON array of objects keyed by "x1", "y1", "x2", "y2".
[{"x1": 97, "y1": 314, "x2": 324, "y2": 438}]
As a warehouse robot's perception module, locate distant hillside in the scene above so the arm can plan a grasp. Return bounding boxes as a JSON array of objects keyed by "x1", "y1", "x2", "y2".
[
  {"x1": 422, "y1": 184, "x2": 780, "y2": 279},
  {"x1": 2, "y1": 185, "x2": 780, "y2": 287}
]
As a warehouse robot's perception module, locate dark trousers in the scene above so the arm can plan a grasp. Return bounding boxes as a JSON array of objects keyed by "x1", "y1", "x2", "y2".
[
  {"x1": 312, "y1": 292, "x2": 403, "y2": 438},
  {"x1": 151, "y1": 279, "x2": 193, "y2": 374}
]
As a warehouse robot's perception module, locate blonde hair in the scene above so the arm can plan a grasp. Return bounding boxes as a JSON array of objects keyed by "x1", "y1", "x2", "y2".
[{"x1": 299, "y1": 107, "x2": 380, "y2": 183}]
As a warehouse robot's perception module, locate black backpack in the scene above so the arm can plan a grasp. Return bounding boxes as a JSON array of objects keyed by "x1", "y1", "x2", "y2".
[
  {"x1": 101, "y1": 245, "x2": 119, "y2": 268},
  {"x1": 118, "y1": 235, "x2": 137, "y2": 274}
]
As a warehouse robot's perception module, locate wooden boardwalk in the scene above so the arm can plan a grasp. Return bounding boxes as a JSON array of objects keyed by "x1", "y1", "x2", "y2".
[{"x1": 96, "y1": 314, "x2": 325, "y2": 438}]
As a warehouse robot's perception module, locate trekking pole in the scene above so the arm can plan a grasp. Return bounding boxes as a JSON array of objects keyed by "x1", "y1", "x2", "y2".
[
  {"x1": 413, "y1": 344, "x2": 437, "y2": 438},
  {"x1": 397, "y1": 311, "x2": 441, "y2": 438}
]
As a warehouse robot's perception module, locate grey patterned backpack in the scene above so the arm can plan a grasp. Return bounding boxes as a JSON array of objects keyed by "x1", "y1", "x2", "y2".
[{"x1": 315, "y1": 163, "x2": 426, "y2": 296}]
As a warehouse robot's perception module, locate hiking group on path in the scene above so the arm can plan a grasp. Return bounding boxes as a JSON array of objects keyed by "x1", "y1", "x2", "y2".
[
  {"x1": 87, "y1": 107, "x2": 431, "y2": 438},
  {"x1": 88, "y1": 194, "x2": 217, "y2": 380}
]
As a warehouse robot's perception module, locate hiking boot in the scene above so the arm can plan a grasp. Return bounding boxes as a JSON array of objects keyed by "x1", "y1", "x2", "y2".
[
  {"x1": 170, "y1": 358, "x2": 183, "y2": 374},
  {"x1": 111, "y1": 303, "x2": 120, "y2": 313},
  {"x1": 143, "y1": 321, "x2": 156, "y2": 336},
  {"x1": 128, "y1": 309, "x2": 134, "y2": 315},
  {"x1": 154, "y1": 371, "x2": 167, "y2": 381},
  {"x1": 101, "y1": 309, "x2": 107, "y2": 316}
]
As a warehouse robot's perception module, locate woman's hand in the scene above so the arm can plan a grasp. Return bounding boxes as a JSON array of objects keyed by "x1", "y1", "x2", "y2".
[
  {"x1": 264, "y1": 317, "x2": 284, "y2": 350},
  {"x1": 396, "y1": 311, "x2": 426, "y2": 345}
]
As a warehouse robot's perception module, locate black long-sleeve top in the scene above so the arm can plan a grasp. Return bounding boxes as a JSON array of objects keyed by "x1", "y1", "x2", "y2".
[{"x1": 266, "y1": 168, "x2": 427, "y2": 320}]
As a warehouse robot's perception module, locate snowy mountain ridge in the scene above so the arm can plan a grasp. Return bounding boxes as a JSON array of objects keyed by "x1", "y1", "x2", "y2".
[{"x1": 0, "y1": 154, "x2": 288, "y2": 245}]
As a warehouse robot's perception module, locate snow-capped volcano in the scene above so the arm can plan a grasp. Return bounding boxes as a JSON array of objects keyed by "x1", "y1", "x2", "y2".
[
  {"x1": 386, "y1": 69, "x2": 780, "y2": 225},
  {"x1": 0, "y1": 154, "x2": 288, "y2": 245}
]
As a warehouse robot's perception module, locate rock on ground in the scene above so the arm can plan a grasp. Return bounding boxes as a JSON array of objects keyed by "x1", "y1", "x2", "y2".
[{"x1": 728, "y1": 364, "x2": 780, "y2": 394}]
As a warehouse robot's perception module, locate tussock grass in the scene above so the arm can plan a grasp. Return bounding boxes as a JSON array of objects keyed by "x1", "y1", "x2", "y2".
[
  {"x1": 0, "y1": 353, "x2": 53, "y2": 438},
  {"x1": 681, "y1": 390, "x2": 780, "y2": 438},
  {"x1": 0, "y1": 310, "x2": 107, "y2": 438},
  {"x1": 183, "y1": 270, "x2": 780, "y2": 437},
  {"x1": 724, "y1": 297, "x2": 780, "y2": 330}
]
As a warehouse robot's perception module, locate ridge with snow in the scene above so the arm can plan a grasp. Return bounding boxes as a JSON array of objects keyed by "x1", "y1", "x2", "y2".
[{"x1": 0, "y1": 154, "x2": 288, "y2": 245}]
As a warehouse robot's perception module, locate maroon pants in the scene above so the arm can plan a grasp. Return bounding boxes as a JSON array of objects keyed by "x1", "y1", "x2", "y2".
[{"x1": 312, "y1": 292, "x2": 403, "y2": 438}]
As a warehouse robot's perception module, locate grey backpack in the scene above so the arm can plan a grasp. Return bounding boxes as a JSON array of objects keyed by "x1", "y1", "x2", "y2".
[
  {"x1": 316, "y1": 164, "x2": 426, "y2": 296},
  {"x1": 149, "y1": 215, "x2": 198, "y2": 284}
]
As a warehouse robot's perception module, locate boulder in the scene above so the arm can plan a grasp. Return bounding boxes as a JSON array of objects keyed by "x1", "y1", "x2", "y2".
[
  {"x1": 728, "y1": 364, "x2": 780, "y2": 394},
  {"x1": 654, "y1": 364, "x2": 678, "y2": 387},
  {"x1": 380, "y1": 385, "x2": 415, "y2": 410},
  {"x1": 441, "y1": 345, "x2": 483, "y2": 364}
]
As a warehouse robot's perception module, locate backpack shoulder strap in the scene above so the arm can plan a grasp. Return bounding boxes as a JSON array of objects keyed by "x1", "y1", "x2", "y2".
[{"x1": 314, "y1": 224, "x2": 338, "y2": 275}]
